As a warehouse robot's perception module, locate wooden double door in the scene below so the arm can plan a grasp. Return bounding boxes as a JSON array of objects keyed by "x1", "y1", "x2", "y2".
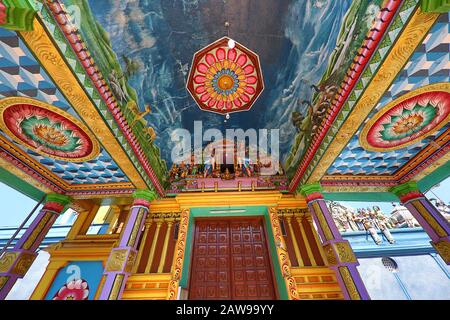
[{"x1": 189, "y1": 217, "x2": 277, "y2": 300}]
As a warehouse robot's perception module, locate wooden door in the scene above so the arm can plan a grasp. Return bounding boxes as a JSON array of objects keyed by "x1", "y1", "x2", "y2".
[{"x1": 189, "y1": 218, "x2": 276, "y2": 300}]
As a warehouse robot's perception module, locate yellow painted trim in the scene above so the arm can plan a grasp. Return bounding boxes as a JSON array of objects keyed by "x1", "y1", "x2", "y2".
[
  {"x1": 0, "y1": 156, "x2": 53, "y2": 194},
  {"x1": 133, "y1": 222, "x2": 151, "y2": 273},
  {"x1": 158, "y1": 221, "x2": 173, "y2": 273},
  {"x1": 286, "y1": 216, "x2": 304, "y2": 267},
  {"x1": 145, "y1": 221, "x2": 163, "y2": 273},
  {"x1": 30, "y1": 260, "x2": 67, "y2": 300},
  {"x1": 306, "y1": 8, "x2": 441, "y2": 184},
  {"x1": 175, "y1": 191, "x2": 283, "y2": 209},
  {"x1": 296, "y1": 216, "x2": 317, "y2": 266},
  {"x1": 19, "y1": 19, "x2": 147, "y2": 189}
]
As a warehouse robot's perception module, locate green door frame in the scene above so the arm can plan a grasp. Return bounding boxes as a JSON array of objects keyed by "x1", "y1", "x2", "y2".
[{"x1": 179, "y1": 205, "x2": 289, "y2": 300}]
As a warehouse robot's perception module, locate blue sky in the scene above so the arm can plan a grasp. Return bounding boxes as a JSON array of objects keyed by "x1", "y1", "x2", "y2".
[{"x1": 0, "y1": 177, "x2": 449, "y2": 226}]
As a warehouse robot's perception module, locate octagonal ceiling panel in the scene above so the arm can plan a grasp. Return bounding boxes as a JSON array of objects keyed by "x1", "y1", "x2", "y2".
[{"x1": 187, "y1": 37, "x2": 264, "y2": 115}]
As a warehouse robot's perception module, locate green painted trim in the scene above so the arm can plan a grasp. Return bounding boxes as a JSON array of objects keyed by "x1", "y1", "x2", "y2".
[
  {"x1": 132, "y1": 189, "x2": 157, "y2": 202},
  {"x1": 179, "y1": 206, "x2": 289, "y2": 300},
  {"x1": 299, "y1": 182, "x2": 322, "y2": 196},
  {"x1": 390, "y1": 181, "x2": 419, "y2": 198},
  {"x1": 324, "y1": 160, "x2": 450, "y2": 201},
  {"x1": 0, "y1": 166, "x2": 44, "y2": 201},
  {"x1": 45, "y1": 193, "x2": 71, "y2": 206},
  {"x1": 1, "y1": 0, "x2": 36, "y2": 31},
  {"x1": 421, "y1": 0, "x2": 450, "y2": 13},
  {"x1": 418, "y1": 160, "x2": 450, "y2": 192},
  {"x1": 323, "y1": 192, "x2": 399, "y2": 202}
]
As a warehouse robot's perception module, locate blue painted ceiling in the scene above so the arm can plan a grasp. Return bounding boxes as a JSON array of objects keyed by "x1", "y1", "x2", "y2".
[{"x1": 86, "y1": 0, "x2": 358, "y2": 171}]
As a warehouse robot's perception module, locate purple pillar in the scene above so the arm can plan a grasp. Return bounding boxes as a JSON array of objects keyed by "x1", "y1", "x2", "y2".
[
  {"x1": 391, "y1": 182, "x2": 450, "y2": 264},
  {"x1": 98, "y1": 190, "x2": 156, "y2": 300},
  {"x1": 0, "y1": 193, "x2": 71, "y2": 300},
  {"x1": 300, "y1": 183, "x2": 370, "y2": 300}
]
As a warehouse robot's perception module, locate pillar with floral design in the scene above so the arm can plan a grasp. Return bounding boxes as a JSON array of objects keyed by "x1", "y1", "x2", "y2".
[
  {"x1": 299, "y1": 183, "x2": 370, "y2": 300},
  {"x1": 98, "y1": 189, "x2": 157, "y2": 300},
  {"x1": 391, "y1": 181, "x2": 450, "y2": 264},
  {"x1": 0, "y1": 193, "x2": 71, "y2": 300}
]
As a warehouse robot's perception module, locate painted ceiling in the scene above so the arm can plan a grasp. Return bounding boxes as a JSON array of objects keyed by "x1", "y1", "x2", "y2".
[
  {"x1": 327, "y1": 12, "x2": 450, "y2": 176},
  {"x1": 0, "y1": 28, "x2": 129, "y2": 186},
  {"x1": 80, "y1": 0, "x2": 382, "y2": 177},
  {"x1": 0, "y1": 0, "x2": 448, "y2": 199}
]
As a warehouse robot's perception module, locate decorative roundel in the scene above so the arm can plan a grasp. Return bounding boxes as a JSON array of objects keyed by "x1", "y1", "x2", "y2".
[
  {"x1": 360, "y1": 84, "x2": 450, "y2": 152},
  {"x1": 53, "y1": 279, "x2": 89, "y2": 300},
  {"x1": 187, "y1": 37, "x2": 264, "y2": 115},
  {"x1": 0, "y1": 97, "x2": 100, "y2": 162}
]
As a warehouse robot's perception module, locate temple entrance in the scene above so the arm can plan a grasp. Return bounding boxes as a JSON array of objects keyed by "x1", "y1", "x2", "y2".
[{"x1": 188, "y1": 217, "x2": 277, "y2": 300}]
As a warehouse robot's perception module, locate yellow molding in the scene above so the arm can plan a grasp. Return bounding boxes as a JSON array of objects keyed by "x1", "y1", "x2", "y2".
[
  {"x1": 19, "y1": 19, "x2": 147, "y2": 189},
  {"x1": 122, "y1": 273, "x2": 171, "y2": 300},
  {"x1": 306, "y1": 8, "x2": 440, "y2": 184},
  {"x1": 175, "y1": 191, "x2": 283, "y2": 209},
  {"x1": 322, "y1": 185, "x2": 392, "y2": 193},
  {"x1": 30, "y1": 260, "x2": 67, "y2": 300},
  {"x1": 0, "y1": 156, "x2": 53, "y2": 194},
  {"x1": 291, "y1": 267, "x2": 344, "y2": 299},
  {"x1": 0, "y1": 133, "x2": 69, "y2": 188}
]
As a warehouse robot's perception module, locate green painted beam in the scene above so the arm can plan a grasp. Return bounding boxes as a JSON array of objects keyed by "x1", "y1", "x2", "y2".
[
  {"x1": 0, "y1": 166, "x2": 44, "y2": 201},
  {"x1": 417, "y1": 160, "x2": 450, "y2": 193},
  {"x1": 1, "y1": 0, "x2": 37, "y2": 31},
  {"x1": 421, "y1": 0, "x2": 450, "y2": 13},
  {"x1": 324, "y1": 192, "x2": 398, "y2": 203},
  {"x1": 323, "y1": 161, "x2": 450, "y2": 202}
]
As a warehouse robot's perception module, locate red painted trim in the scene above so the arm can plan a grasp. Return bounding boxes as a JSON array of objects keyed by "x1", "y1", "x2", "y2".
[
  {"x1": 305, "y1": 192, "x2": 324, "y2": 203},
  {"x1": 0, "y1": 1, "x2": 6, "y2": 25},
  {"x1": 43, "y1": 201, "x2": 66, "y2": 212},
  {"x1": 132, "y1": 198, "x2": 151, "y2": 208},
  {"x1": 398, "y1": 141, "x2": 450, "y2": 183},
  {"x1": 0, "y1": 147, "x2": 64, "y2": 193},
  {"x1": 289, "y1": 0, "x2": 402, "y2": 192},
  {"x1": 321, "y1": 180, "x2": 398, "y2": 187},
  {"x1": 400, "y1": 191, "x2": 424, "y2": 203},
  {"x1": 46, "y1": 0, "x2": 164, "y2": 196}
]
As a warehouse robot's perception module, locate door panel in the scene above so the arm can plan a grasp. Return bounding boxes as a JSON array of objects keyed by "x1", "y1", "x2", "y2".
[{"x1": 189, "y1": 218, "x2": 276, "y2": 300}]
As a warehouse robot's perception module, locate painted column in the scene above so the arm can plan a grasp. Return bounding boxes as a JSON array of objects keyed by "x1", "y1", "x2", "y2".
[
  {"x1": 268, "y1": 208, "x2": 299, "y2": 300},
  {"x1": 391, "y1": 182, "x2": 450, "y2": 264},
  {"x1": 0, "y1": 193, "x2": 71, "y2": 300},
  {"x1": 300, "y1": 183, "x2": 370, "y2": 300},
  {"x1": 167, "y1": 209, "x2": 189, "y2": 300},
  {"x1": 98, "y1": 189, "x2": 157, "y2": 300}
]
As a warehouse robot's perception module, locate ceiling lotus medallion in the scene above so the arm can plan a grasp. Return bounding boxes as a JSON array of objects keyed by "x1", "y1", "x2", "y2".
[
  {"x1": 187, "y1": 37, "x2": 264, "y2": 115},
  {"x1": 360, "y1": 85, "x2": 450, "y2": 152},
  {"x1": 0, "y1": 97, "x2": 100, "y2": 162}
]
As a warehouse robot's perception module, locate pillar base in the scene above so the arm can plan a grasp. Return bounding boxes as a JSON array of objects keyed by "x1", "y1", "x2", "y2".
[
  {"x1": 0, "y1": 250, "x2": 37, "y2": 299},
  {"x1": 321, "y1": 240, "x2": 370, "y2": 300},
  {"x1": 98, "y1": 247, "x2": 137, "y2": 300}
]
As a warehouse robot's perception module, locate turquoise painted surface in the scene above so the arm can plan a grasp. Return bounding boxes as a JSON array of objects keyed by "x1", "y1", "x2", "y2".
[
  {"x1": 342, "y1": 228, "x2": 435, "y2": 258},
  {"x1": 44, "y1": 261, "x2": 104, "y2": 300},
  {"x1": 180, "y1": 206, "x2": 289, "y2": 300}
]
